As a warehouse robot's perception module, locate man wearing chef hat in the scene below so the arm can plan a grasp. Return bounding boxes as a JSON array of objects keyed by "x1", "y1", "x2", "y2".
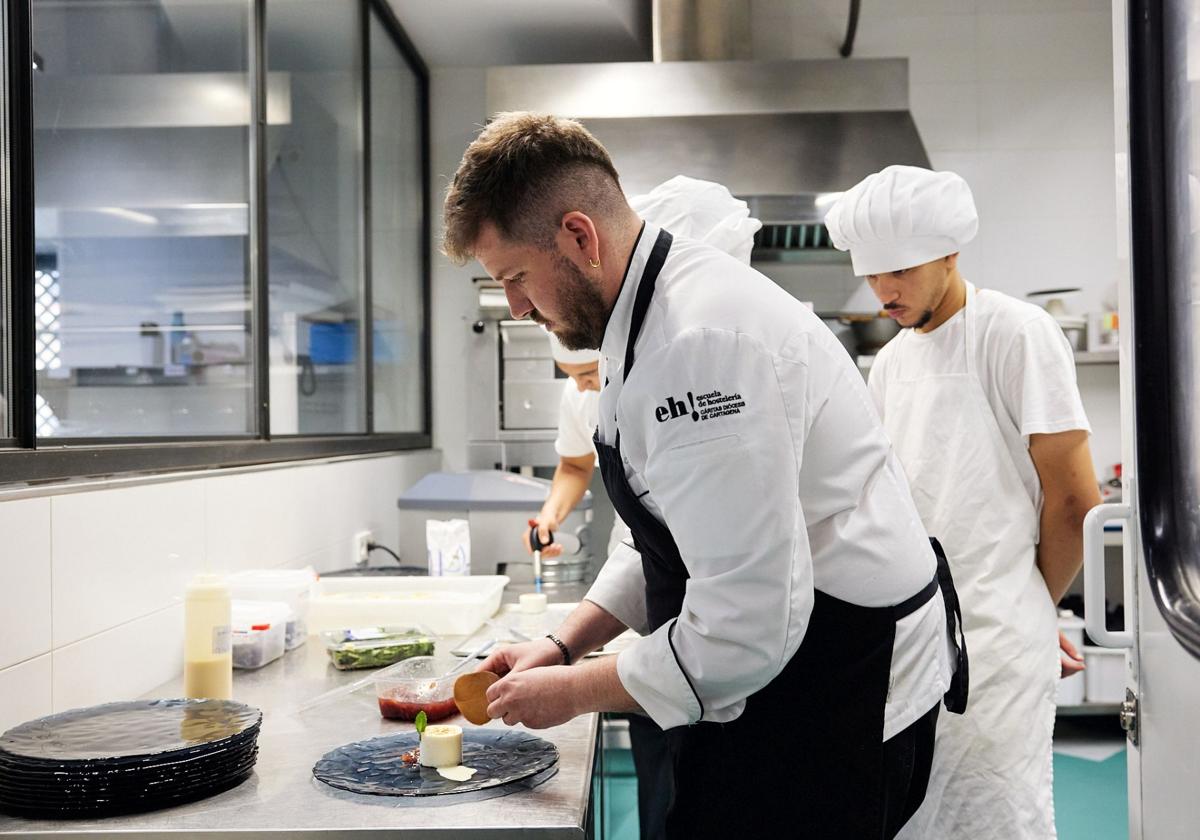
[
  {"x1": 522, "y1": 175, "x2": 763, "y2": 840},
  {"x1": 445, "y1": 113, "x2": 966, "y2": 839},
  {"x1": 825, "y1": 164, "x2": 1101, "y2": 839}
]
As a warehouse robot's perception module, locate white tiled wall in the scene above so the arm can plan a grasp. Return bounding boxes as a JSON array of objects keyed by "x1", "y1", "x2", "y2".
[
  {"x1": 748, "y1": 0, "x2": 1126, "y2": 474},
  {"x1": 750, "y1": 0, "x2": 1120, "y2": 315},
  {"x1": 0, "y1": 499, "x2": 52, "y2": 671},
  {"x1": 0, "y1": 449, "x2": 440, "y2": 731}
]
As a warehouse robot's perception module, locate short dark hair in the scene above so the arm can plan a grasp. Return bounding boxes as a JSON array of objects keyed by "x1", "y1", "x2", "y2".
[{"x1": 442, "y1": 112, "x2": 625, "y2": 264}]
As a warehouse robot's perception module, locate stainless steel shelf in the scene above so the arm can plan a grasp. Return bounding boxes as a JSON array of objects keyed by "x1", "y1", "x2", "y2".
[
  {"x1": 1055, "y1": 702, "x2": 1122, "y2": 717},
  {"x1": 1075, "y1": 349, "x2": 1119, "y2": 365}
]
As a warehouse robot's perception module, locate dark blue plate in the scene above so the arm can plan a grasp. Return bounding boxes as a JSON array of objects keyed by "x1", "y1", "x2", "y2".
[
  {"x1": 313, "y1": 729, "x2": 557, "y2": 797},
  {"x1": 0, "y1": 699, "x2": 261, "y2": 763}
]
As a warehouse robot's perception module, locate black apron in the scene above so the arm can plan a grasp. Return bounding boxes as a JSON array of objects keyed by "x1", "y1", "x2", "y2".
[{"x1": 594, "y1": 228, "x2": 968, "y2": 839}]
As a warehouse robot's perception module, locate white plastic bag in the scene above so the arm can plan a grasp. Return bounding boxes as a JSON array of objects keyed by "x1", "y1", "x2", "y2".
[{"x1": 426, "y1": 518, "x2": 470, "y2": 576}]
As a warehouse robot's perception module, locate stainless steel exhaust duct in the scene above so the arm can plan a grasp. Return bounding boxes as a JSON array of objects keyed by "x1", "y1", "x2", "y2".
[{"x1": 652, "y1": 0, "x2": 752, "y2": 62}]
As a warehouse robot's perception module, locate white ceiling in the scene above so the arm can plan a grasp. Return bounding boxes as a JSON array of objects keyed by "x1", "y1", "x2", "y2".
[{"x1": 384, "y1": 0, "x2": 652, "y2": 67}]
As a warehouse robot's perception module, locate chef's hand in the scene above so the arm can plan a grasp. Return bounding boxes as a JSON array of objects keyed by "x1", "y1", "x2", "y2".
[
  {"x1": 522, "y1": 516, "x2": 564, "y2": 559},
  {"x1": 486, "y1": 665, "x2": 580, "y2": 729},
  {"x1": 476, "y1": 637, "x2": 563, "y2": 678},
  {"x1": 1059, "y1": 630, "x2": 1086, "y2": 678}
]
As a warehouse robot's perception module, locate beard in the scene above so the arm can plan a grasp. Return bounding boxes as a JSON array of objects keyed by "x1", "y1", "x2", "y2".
[
  {"x1": 531, "y1": 255, "x2": 609, "y2": 351},
  {"x1": 886, "y1": 302, "x2": 936, "y2": 331},
  {"x1": 908, "y1": 308, "x2": 935, "y2": 330}
]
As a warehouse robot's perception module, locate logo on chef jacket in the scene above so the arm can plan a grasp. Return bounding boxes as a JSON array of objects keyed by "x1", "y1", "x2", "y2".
[{"x1": 655, "y1": 390, "x2": 745, "y2": 423}]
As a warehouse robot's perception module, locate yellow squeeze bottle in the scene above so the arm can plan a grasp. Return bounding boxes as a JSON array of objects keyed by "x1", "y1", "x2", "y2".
[{"x1": 183, "y1": 574, "x2": 233, "y2": 700}]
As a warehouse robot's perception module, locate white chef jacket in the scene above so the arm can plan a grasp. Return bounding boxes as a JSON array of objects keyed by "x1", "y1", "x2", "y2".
[
  {"x1": 868, "y1": 288, "x2": 1092, "y2": 518},
  {"x1": 586, "y1": 223, "x2": 953, "y2": 737}
]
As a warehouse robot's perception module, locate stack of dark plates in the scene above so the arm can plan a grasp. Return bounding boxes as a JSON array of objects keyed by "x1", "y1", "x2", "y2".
[{"x1": 0, "y1": 698, "x2": 261, "y2": 819}]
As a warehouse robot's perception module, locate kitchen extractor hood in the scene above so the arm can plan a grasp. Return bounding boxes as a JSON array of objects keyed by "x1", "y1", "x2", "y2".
[
  {"x1": 487, "y1": 0, "x2": 931, "y2": 265},
  {"x1": 486, "y1": 57, "x2": 931, "y2": 215}
]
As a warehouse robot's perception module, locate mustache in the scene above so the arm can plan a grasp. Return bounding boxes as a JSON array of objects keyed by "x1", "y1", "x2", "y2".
[
  {"x1": 882, "y1": 302, "x2": 903, "y2": 310},
  {"x1": 529, "y1": 310, "x2": 548, "y2": 325}
]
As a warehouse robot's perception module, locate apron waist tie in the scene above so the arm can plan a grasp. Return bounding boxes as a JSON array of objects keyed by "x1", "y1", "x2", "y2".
[
  {"x1": 887, "y1": 538, "x2": 970, "y2": 715},
  {"x1": 931, "y1": 537, "x2": 970, "y2": 714}
]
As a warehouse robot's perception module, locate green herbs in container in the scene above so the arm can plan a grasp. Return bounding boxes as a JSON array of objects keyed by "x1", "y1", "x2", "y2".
[{"x1": 321, "y1": 626, "x2": 436, "y2": 670}]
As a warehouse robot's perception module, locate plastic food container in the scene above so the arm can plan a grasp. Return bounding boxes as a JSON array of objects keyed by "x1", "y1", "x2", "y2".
[
  {"x1": 228, "y1": 568, "x2": 317, "y2": 650},
  {"x1": 1083, "y1": 646, "x2": 1126, "y2": 703},
  {"x1": 373, "y1": 655, "x2": 462, "y2": 722},
  {"x1": 231, "y1": 600, "x2": 289, "y2": 669},
  {"x1": 308, "y1": 575, "x2": 508, "y2": 636},
  {"x1": 322, "y1": 626, "x2": 437, "y2": 671}
]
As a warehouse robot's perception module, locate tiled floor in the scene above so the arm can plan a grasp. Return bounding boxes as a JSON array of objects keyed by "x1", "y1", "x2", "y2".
[
  {"x1": 1054, "y1": 718, "x2": 1129, "y2": 840},
  {"x1": 596, "y1": 718, "x2": 1130, "y2": 840}
]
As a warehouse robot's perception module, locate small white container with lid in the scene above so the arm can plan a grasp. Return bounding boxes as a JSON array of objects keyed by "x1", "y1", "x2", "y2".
[
  {"x1": 228, "y1": 567, "x2": 316, "y2": 650},
  {"x1": 231, "y1": 600, "x2": 289, "y2": 670}
]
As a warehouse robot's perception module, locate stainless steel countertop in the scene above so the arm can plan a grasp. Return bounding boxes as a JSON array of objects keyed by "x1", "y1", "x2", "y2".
[{"x1": 0, "y1": 635, "x2": 599, "y2": 838}]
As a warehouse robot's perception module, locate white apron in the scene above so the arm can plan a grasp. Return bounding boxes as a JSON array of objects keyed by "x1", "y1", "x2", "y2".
[{"x1": 890, "y1": 284, "x2": 1060, "y2": 840}]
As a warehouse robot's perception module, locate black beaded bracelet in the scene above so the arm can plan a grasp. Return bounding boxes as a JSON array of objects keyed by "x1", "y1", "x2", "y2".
[{"x1": 546, "y1": 633, "x2": 572, "y2": 665}]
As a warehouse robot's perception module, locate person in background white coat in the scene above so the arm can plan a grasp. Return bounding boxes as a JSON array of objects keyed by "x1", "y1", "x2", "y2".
[
  {"x1": 519, "y1": 175, "x2": 762, "y2": 840},
  {"x1": 444, "y1": 113, "x2": 966, "y2": 839},
  {"x1": 521, "y1": 332, "x2": 616, "y2": 560},
  {"x1": 825, "y1": 164, "x2": 1102, "y2": 839}
]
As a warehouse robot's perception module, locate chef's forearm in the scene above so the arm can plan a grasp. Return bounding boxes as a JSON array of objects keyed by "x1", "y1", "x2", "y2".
[
  {"x1": 554, "y1": 599, "x2": 629, "y2": 659},
  {"x1": 1029, "y1": 431, "x2": 1102, "y2": 604},
  {"x1": 1037, "y1": 495, "x2": 1095, "y2": 604},
  {"x1": 540, "y1": 457, "x2": 594, "y2": 524},
  {"x1": 568, "y1": 654, "x2": 644, "y2": 715}
]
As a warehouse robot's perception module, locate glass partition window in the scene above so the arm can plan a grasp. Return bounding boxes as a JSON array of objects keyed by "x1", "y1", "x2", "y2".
[
  {"x1": 0, "y1": 0, "x2": 8, "y2": 442},
  {"x1": 2, "y1": 0, "x2": 428, "y2": 479},
  {"x1": 266, "y1": 0, "x2": 364, "y2": 435},
  {"x1": 31, "y1": 0, "x2": 254, "y2": 437},
  {"x1": 369, "y1": 8, "x2": 425, "y2": 433}
]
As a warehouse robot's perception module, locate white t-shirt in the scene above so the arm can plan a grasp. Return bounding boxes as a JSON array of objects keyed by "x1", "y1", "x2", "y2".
[
  {"x1": 556, "y1": 382, "x2": 632, "y2": 554},
  {"x1": 868, "y1": 288, "x2": 1092, "y2": 513},
  {"x1": 555, "y1": 384, "x2": 600, "y2": 460}
]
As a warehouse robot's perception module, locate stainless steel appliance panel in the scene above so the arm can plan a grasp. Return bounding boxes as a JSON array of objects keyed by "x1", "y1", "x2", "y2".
[
  {"x1": 501, "y1": 321, "x2": 554, "y2": 359},
  {"x1": 503, "y1": 381, "x2": 563, "y2": 430},
  {"x1": 505, "y1": 358, "x2": 555, "y2": 380}
]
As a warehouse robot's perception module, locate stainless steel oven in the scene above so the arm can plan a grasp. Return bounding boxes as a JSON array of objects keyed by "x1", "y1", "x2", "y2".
[{"x1": 466, "y1": 282, "x2": 562, "y2": 469}]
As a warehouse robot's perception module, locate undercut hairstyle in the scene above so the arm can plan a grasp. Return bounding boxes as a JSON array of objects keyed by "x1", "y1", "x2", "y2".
[{"x1": 442, "y1": 112, "x2": 628, "y2": 265}]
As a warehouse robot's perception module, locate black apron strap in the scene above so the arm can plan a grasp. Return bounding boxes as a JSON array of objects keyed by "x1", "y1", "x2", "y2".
[
  {"x1": 622, "y1": 229, "x2": 674, "y2": 381},
  {"x1": 891, "y1": 576, "x2": 940, "y2": 622},
  {"x1": 930, "y1": 537, "x2": 970, "y2": 714}
]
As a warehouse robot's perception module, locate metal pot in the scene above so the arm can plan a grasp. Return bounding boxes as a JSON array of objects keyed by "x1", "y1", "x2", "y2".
[{"x1": 839, "y1": 314, "x2": 900, "y2": 355}]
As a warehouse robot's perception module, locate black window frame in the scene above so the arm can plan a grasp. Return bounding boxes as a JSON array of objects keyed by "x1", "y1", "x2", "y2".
[
  {"x1": 0, "y1": 0, "x2": 432, "y2": 485},
  {"x1": 1128, "y1": 0, "x2": 1200, "y2": 659}
]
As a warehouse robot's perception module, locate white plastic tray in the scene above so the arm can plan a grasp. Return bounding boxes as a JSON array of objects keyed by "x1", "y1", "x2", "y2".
[{"x1": 307, "y1": 575, "x2": 509, "y2": 637}]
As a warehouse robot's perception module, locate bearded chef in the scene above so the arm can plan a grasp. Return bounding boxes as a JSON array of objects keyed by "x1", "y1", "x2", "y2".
[
  {"x1": 825, "y1": 165, "x2": 1101, "y2": 839},
  {"x1": 521, "y1": 175, "x2": 763, "y2": 840},
  {"x1": 445, "y1": 113, "x2": 968, "y2": 839}
]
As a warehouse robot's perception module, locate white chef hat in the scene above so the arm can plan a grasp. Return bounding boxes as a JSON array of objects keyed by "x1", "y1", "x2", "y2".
[
  {"x1": 630, "y1": 175, "x2": 762, "y2": 264},
  {"x1": 823, "y1": 165, "x2": 979, "y2": 276},
  {"x1": 546, "y1": 328, "x2": 600, "y2": 365}
]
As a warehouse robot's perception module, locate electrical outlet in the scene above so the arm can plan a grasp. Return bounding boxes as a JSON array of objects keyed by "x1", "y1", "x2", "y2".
[{"x1": 353, "y1": 530, "x2": 373, "y2": 566}]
